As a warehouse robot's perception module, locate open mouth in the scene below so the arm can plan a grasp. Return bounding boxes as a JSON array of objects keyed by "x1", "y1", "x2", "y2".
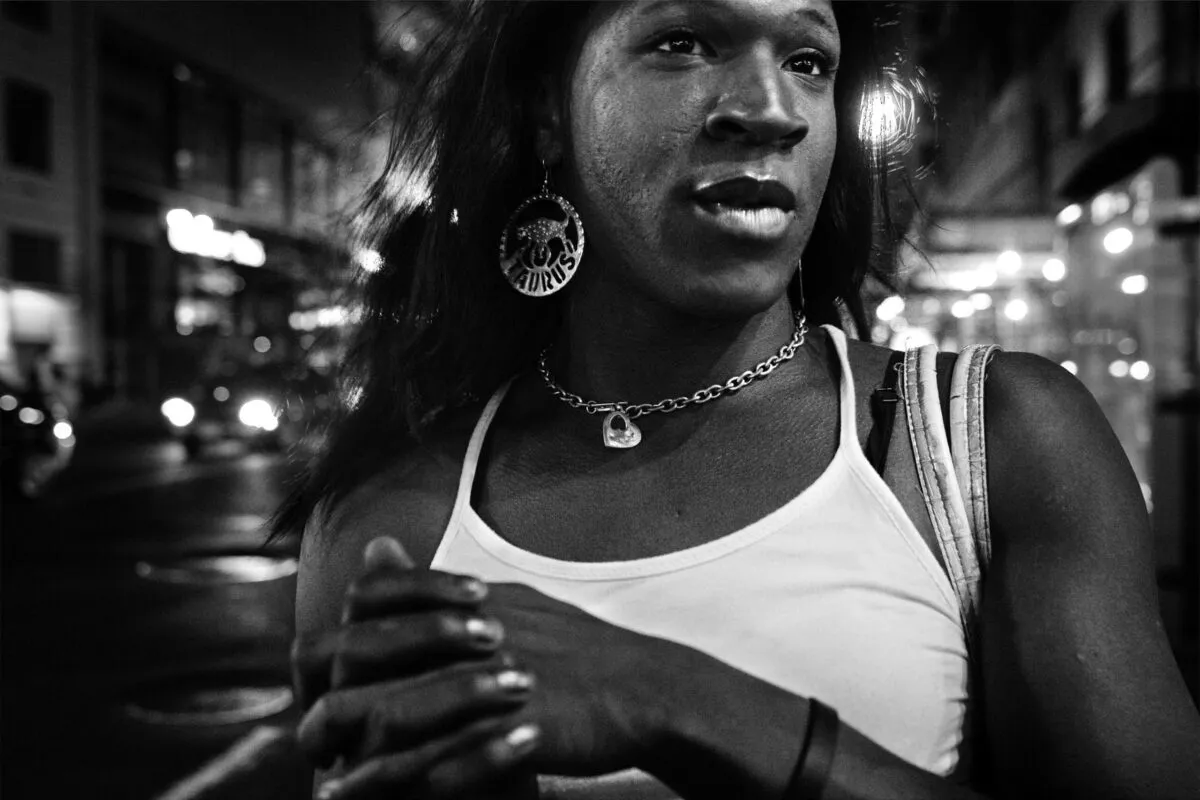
[{"x1": 691, "y1": 176, "x2": 796, "y2": 240}]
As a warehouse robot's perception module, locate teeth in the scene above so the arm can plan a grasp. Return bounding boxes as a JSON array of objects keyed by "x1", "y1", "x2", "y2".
[{"x1": 703, "y1": 204, "x2": 790, "y2": 237}]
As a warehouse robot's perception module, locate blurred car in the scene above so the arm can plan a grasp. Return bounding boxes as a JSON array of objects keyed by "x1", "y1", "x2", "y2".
[
  {"x1": 160, "y1": 361, "x2": 335, "y2": 460},
  {"x1": 0, "y1": 377, "x2": 75, "y2": 499}
]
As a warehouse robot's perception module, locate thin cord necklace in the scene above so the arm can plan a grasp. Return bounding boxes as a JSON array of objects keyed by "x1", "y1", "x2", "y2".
[{"x1": 538, "y1": 312, "x2": 808, "y2": 449}]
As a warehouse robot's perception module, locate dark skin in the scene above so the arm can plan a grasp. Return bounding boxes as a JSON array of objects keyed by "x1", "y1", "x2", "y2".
[{"x1": 291, "y1": 1, "x2": 1200, "y2": 797}]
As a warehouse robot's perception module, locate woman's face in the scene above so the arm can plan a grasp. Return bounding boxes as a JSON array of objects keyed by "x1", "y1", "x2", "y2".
[{"x1": 559, "y1": 0, "x2": 841, "y2": 318}]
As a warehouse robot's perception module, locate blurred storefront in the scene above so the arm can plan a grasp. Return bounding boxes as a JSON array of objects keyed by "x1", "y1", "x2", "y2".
[
  {"x1": 96, "y1": 9, "x2": 373, "y2": 404},
  {"x1": 0, "y1": 1, "x2": 97, "y2": 413},
  {"x1": 3, "y1": 1, "x2": 381, "y2": 414}
]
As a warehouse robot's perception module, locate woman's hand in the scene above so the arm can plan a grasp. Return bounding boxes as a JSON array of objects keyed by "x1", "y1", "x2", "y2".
[
  {"x1": 295, "y1": 537, "x2": 682, "y2": 786},
  {"x1": 473, "y1": 581, "x2": 672, "y2": 777},
  {"x1": 292, "y1": 538, "x2": 542, "y2": 798}
]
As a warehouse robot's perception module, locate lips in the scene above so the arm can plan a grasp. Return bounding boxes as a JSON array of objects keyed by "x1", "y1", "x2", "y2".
[
  {"x1": 692, "y1": 176, "x2": 797, "y2": 213},
  {"x1": 690, "y1": 175, "x2": 797, "y2": 241}
]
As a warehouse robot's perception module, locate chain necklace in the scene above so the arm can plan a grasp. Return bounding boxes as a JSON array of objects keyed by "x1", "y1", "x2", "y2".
[{"x1": 538, "y1": 312, "x2": 808, "y2": 449}]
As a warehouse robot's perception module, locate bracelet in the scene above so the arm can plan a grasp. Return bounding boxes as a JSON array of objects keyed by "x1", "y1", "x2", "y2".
[{"x1": 785, "y1": 698, "x2": 840, "y2": 799}]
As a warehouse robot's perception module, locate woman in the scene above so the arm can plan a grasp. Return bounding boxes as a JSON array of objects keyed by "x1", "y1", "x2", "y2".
[{"x1": 279, "y1": 1, "x2": 1200, "y2": 798}]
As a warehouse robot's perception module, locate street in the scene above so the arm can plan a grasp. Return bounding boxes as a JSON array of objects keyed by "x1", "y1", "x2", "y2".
[{"x1": 2, "y1": 437, "x2": 310, "y2": 799}]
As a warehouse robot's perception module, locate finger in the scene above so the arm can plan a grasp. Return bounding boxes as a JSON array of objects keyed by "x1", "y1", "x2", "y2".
[
  {"x1": 297, "y1": 661, "x2": 536, "y2": 768},
  {"x1": 362, "y1": 536, "x2": 415, "y2": 571},
  {"x1": 295, "y1": 606, "x2": 501, "y2": 712},
  {"x1": 294, "y1": 612, "x2": 501, "y2": 713},
  {"x1": 342, "y1": 569, "x2": 487, "y2": 624},
  {"x1": 329, "y1": 612, "x2": 506, "y2": 690},
  {"x1": 316, "y1": 719, "x2": 541, "y2": 800}
]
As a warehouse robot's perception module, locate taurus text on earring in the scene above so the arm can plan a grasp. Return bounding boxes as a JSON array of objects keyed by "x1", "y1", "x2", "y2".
[{"x1": 498, "y1": 163, "x2": 586, "y2": 297}]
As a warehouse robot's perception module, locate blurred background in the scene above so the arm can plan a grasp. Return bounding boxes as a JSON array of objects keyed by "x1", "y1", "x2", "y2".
[{"x1": 0, "y1": 1, "x2": 1196, "y2": 797}]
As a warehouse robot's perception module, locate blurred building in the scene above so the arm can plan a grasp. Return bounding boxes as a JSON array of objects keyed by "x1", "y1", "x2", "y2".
[
  {"x1": 903, "y1": 1, "x2": 1200, "y2": 695},
  {"x1": 1, "y1": 0, "x2": 383, "y2": 411},
  {"x1": 0, "y1": 1, "x2": 94, "y2": 410}
]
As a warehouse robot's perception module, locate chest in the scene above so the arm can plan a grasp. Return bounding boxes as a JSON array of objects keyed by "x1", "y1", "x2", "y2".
[
  {"x1": 474, "y1": 389, "x2": 841, "y2": 561},
  {"x1": 468, "y1": 341, "x2": 949, "y2": 581}
]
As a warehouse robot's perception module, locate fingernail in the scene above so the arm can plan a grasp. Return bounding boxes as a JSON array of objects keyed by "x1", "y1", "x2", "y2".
[
  {"x1": 465, "y1": 617, "x2": 503, "y2": 646},
  {"x1": 504, "y1": 723, "x2": 541, "y2": 755},
  {"x1": 459, "y1": 577, "x2": 488, "y2": 601},
  {"x1": 316, "y1": 779, "x2": 342, "y2": 800},
  {"x1": 494, "y1": 669, "x2": 534, "y2": 693}
]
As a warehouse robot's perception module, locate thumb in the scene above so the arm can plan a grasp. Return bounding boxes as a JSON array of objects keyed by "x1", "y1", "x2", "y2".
[{"x1": 362, "y1": 536, "x2": 416, "y2": 570}]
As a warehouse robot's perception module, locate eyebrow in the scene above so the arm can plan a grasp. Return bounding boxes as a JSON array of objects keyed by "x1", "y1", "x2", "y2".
[{"x1": 634, "y1": 1, "x2": 839, "y2": 43}]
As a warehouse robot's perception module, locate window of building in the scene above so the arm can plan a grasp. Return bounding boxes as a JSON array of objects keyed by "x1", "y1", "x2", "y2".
[
  {"x1": 8, "y1": 229, "x2": 61, "y2": 286},
  {"x1": 1, "y1": 0, "x2": 51, "y2": 32},
  {"x1": 175, "y1": 73, "x2": 236, "y2": 204},
  {"x1": 1064, "y1": 65, "x2": 1082, "y2": 138},
  {"x1": 100, "y1": 30, "x2": 169, "y2": 186},
  {"x1": 4, "y1": 79, "x2": 53, "y2": 173},
  {"x1": 293, "y1": 139, "x2": 332, "y2": 221},
  {"x1": 1106, "y1": 8, "x2": 1129, "y2": 104},
  {"x1": 240, "y1": 100, "x2": 286, "y2": 221}
]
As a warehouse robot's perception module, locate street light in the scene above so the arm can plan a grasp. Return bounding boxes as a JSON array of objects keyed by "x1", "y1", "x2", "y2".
[{"x1": 858, "y1": 88, "x2": 902, "y2": 150}]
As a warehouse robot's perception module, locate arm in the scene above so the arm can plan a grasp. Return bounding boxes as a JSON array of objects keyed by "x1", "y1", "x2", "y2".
[
  {"x1": 979, "y1": 352, "x2": 1200, "y2": 798},
  {"x1": 637, "y1": 352, "x2": 1200, "y2": 800}
]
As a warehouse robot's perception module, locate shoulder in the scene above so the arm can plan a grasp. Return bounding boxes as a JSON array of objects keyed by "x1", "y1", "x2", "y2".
[
  {"x1": 294, "y1": 404, "x2": 484, "y2": 636},
  {"x1": 981, "y1": 350, "x2": 1133, "y2": 517}
]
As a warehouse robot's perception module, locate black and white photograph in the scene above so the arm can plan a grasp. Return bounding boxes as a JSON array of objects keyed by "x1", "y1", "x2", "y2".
[{"x1": 1, "y1": 1, "x2": 1198, "y2": 798}]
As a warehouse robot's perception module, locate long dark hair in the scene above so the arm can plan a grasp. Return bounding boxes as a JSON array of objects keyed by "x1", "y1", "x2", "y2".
[{"x1": 270, "y1": 0, "x2": 907, "y2": 541}]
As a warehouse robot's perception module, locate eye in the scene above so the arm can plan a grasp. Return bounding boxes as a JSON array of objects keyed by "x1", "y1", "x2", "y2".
[
  {"x1": 786, "y1": 51, "x2": 836, "y2": 78},
  {"x1": 652, "y1": 29, "x2": 712, "y2": 57}
]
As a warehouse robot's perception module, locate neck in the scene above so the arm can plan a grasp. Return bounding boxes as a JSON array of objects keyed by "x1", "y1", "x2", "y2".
[{"x1": 547, "y1": 285, "x2": 802, "y2": 406}]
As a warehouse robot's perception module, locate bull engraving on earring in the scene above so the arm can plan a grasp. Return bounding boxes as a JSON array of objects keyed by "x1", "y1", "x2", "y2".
[{"x1": 498, "y1": 187, "x2": 586, "y2": 298}]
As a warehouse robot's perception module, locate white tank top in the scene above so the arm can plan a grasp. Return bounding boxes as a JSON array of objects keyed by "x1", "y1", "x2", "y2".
[{"x1": 431, "y1": 326, "x2": 970, "y2": 798}]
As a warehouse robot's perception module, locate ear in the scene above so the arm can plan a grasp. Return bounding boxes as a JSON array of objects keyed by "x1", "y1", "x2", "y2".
[{"x1": 532, "y1": 74, "x2": 566, "y2": 168}]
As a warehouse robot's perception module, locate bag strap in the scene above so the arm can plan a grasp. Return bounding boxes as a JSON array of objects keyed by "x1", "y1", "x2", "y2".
[
  {"x1": 863, "y1": 351, "x2": 905, "y2": 475},
  {"x1": 901, "y1": 344, "x2": 981, "y2": 640},
  {"x1": 949, "y1": 345, "x2": 1001, "y2": 567}
]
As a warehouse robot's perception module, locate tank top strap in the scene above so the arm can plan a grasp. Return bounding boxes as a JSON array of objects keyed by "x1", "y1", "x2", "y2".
[
  {"x1": 820, "y1": 325, "x2": 859, "y2": 452},
  {"x1": 446, "y1": 377, "x2": 517, "y2": 534}
]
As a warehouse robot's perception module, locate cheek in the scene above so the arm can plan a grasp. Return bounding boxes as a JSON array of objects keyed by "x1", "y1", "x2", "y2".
[
  {"x1": 570, "y1": 71, "x2": 698, "y2": 219},
  {"x1": 805, "y1": 105, "x2": 839, "y2": 204}
]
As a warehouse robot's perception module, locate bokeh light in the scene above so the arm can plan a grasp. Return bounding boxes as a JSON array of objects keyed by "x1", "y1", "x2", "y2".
[
  {"x1": 1056, "y1": 204, "x2": 1083, "y2": 225},
  {"x1": 1003, "y1": 299, "x2": 1028, "y2": 321},
  {"x1": 1042, "y1": 258, "x2": 1066, "y2": 282},
  {"x1": 1103, "y1": 227, "x2": 1133, "y2": 255},
  {"x1": 1120, "y1": 274, "x2": 1148, "y2": 295}
]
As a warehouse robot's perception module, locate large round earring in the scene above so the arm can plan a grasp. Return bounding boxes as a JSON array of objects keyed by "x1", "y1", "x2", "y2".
[{"x1": 498, "y1": 162, "x2": 585, "y2": 297}]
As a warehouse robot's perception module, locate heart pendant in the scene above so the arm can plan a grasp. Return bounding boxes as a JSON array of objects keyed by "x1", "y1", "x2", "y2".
[{"x1": 601, "y1": 410, "x2": 642, "y2": 449}]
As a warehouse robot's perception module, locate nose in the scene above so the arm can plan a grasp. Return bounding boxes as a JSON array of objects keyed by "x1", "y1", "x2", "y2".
[{"x1": 704, "y1": 53, "x2": 809, "y2": 150}]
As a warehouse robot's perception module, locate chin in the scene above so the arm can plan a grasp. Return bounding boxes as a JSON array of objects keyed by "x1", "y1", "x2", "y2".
[{"x1": 669, "y1": 265, "x2": 795, "y2": 320}]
